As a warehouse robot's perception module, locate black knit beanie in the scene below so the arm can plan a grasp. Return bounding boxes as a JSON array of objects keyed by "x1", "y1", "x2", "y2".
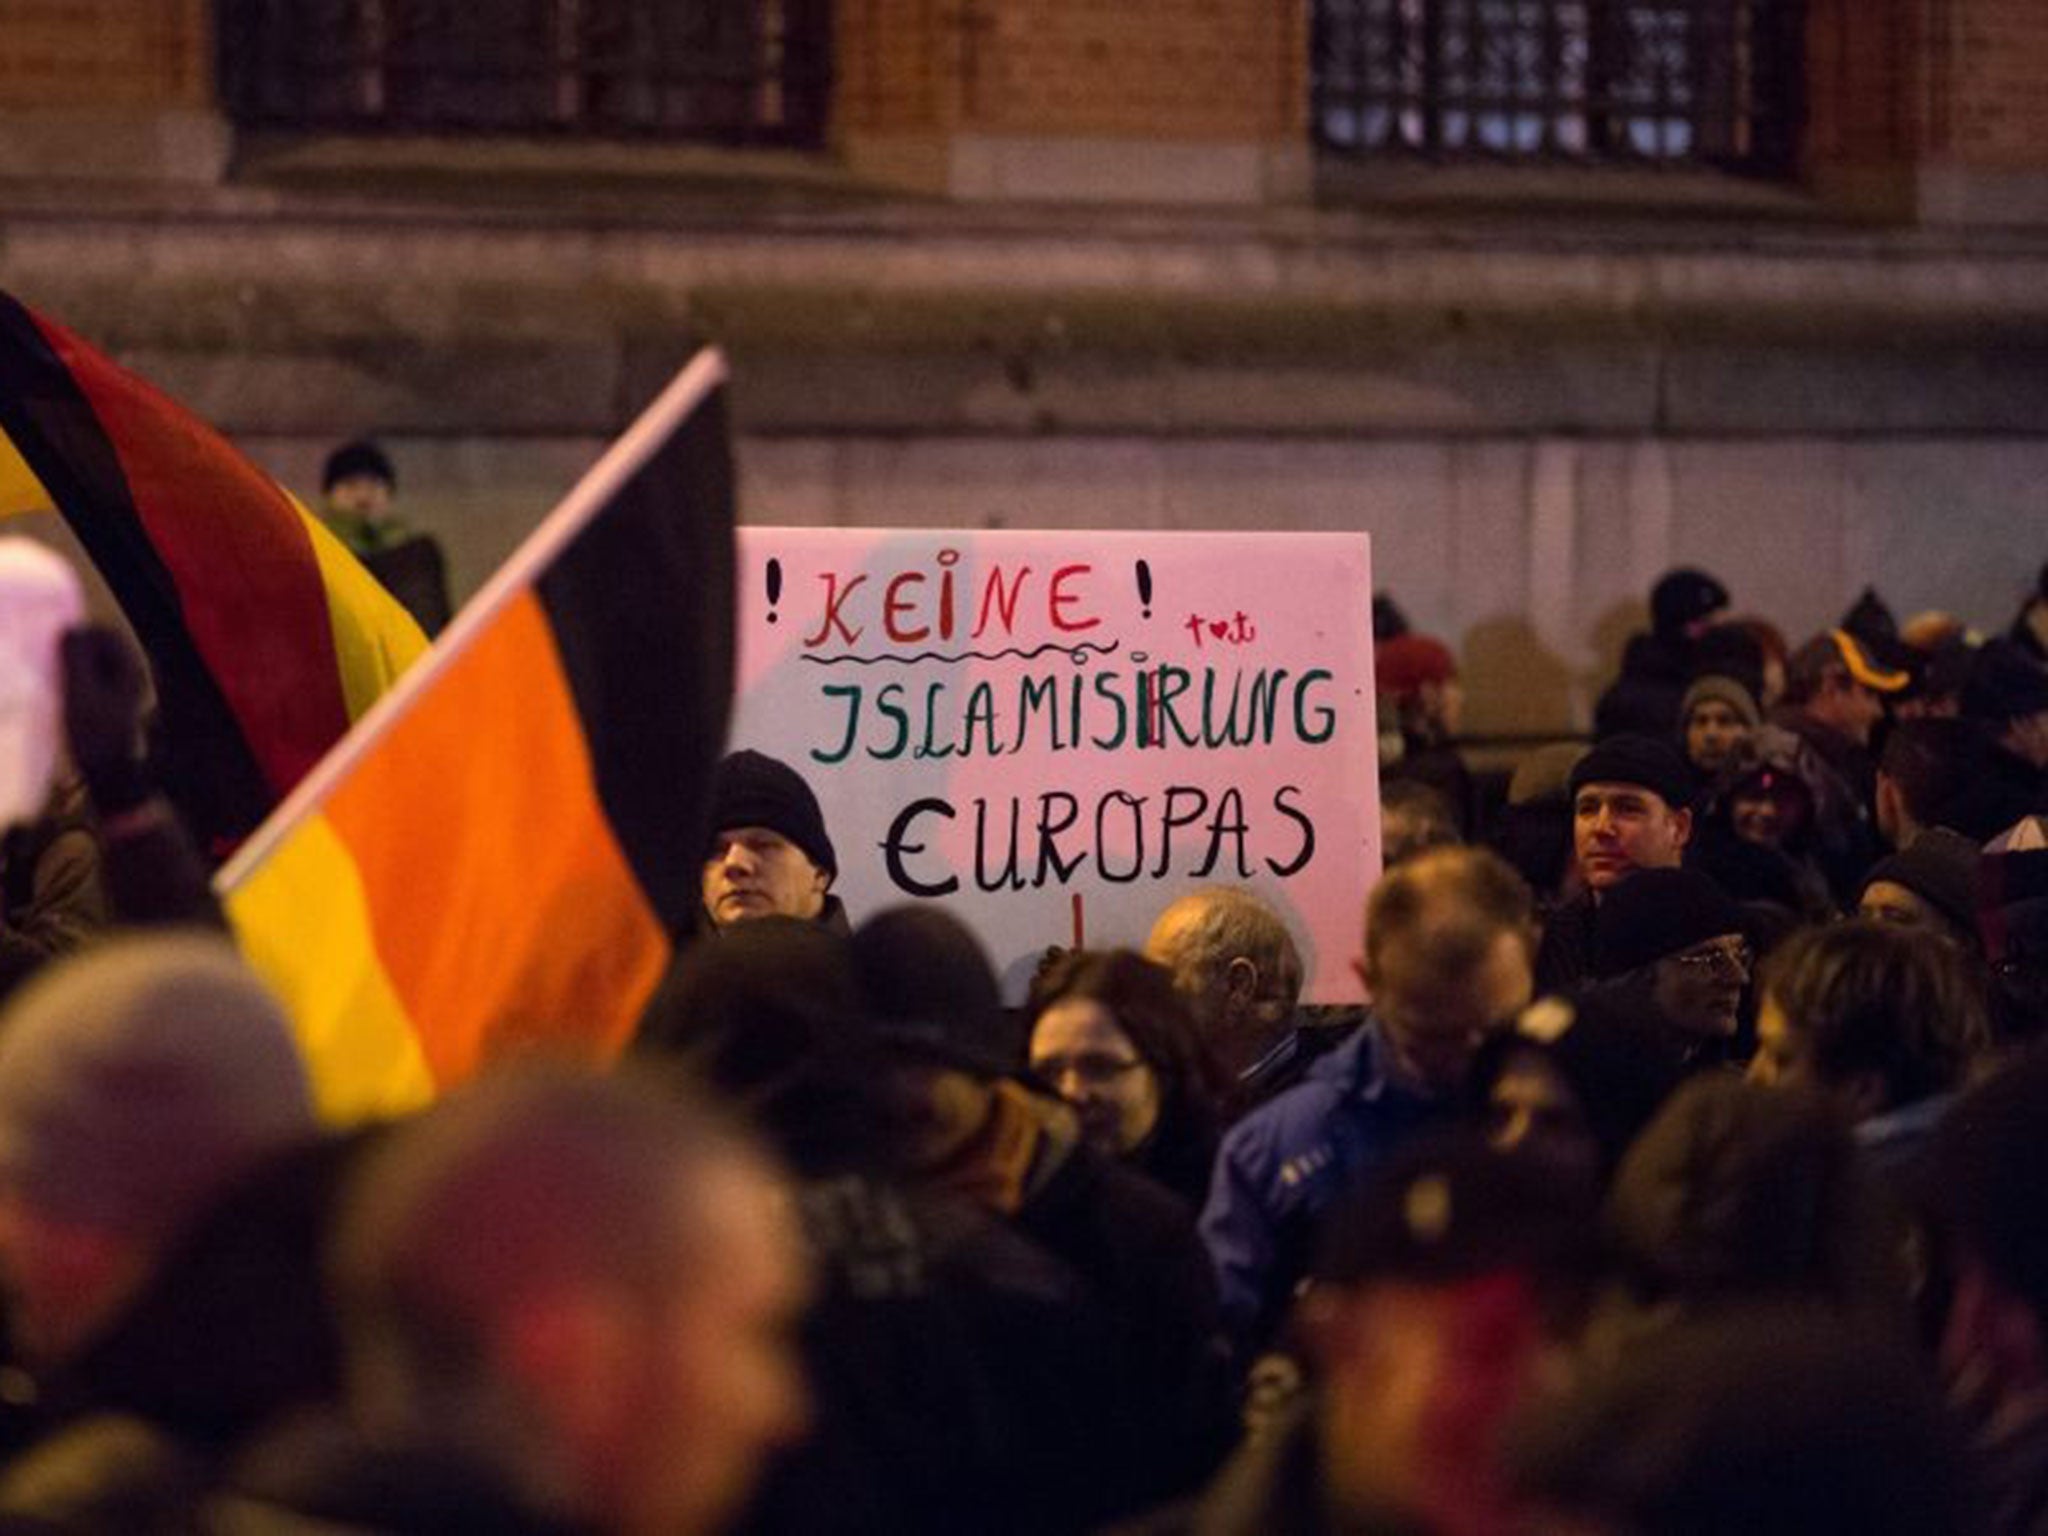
[
  {"x1": 1863, "y1": 828, "x2": 1982, "y2": 938},
  {"x1": 1593, "y1": 868, "x2": 1747, "y2": 977},
  {"x1": 706, "y1": 750, "x2": 837, "y2": 877},
  {"x1": 322, "y1": 439, "x2": 396, "y2": 494},
  {"x1": 1651, "y1": 569, "x2": 1728, "y2": 639},
  {"x1": 1570, "y1": 734, "x2": 1698, "y2": 811}
]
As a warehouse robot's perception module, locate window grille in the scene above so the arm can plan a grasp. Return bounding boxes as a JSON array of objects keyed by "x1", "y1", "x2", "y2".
[
  {"x1": 1312, "y1": 1, "x2": 1803, "y2": 175},
  {"x1": 217, "y1": 0, "x2": 830, "y2": 147}
]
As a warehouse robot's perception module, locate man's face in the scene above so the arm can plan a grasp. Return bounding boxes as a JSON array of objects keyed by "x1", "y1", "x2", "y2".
[
  {"x1": 1572, "y1": 782, "x2": 1690, "y2": 894},
  {"x1": 1366, "y1": 929, "x2": 1533, "y2": 1098},
  {"x1": 702, "y1": 827, "x2": 829, "y2": 928},
  {"x1": 619, "y1": 1164, "x2": 811, "y2": 1536},
  {"x1": 1814, "y1": 673, "x2": 1885, "y2": 746},
  {"x1": 1649, "y1": 932, "x2": 1751, "y2": 1040},
  {"x1": 325, "y1": 473, "x2": 392, "y2": 521},
  {"x1": 1684, "y1": 701, "x2": 1750, "y2": 775}
]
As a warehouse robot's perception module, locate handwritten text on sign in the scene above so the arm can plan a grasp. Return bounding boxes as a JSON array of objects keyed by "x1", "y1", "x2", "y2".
[{"x1": 730, "y1": 530, "x2": 1379, "y2": 1001}]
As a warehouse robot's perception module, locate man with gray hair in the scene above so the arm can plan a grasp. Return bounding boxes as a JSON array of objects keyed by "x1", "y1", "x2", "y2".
[
  {"x1": 239, "y1": 1067, "x2": 811, "y2": 1536},
  {"x1": 1145, "y1": 886, "x2": 1320, "y2": 1108}
]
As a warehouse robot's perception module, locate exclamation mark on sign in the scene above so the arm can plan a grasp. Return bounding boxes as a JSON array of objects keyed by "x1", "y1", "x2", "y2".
[
  {"x1": 1135, "y1": 558, "x2": 1153, "y2": 619},
  {"x1": 765, "y1": 557, "x2": 783, "y2": 624}
]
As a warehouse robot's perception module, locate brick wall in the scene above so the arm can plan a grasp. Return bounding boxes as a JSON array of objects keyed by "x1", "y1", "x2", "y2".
[
  {"x1": 835, "y1": 0, "x2": 962, "y2": 134},
  {"x1": 1809, "y1": 0, "x2": 2048, "y2": 174},
  {"x1": 963, "y1": 0, "x2": 1303, "y2": 141},
  {"x1": 0, "y1": 0, "x2": 209, "y2": 112},
  {"x1": 1805, "y1": 0, "x2": 1921, "y2": 169},
  {"x1": 834, "y1": 0, "x2": 1304, "y2": 144},
  {"x1": 1937, "y1": 0, "x2": 2048, "y2": 167}
]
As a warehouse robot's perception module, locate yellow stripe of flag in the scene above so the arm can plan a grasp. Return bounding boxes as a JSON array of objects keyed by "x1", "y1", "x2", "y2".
[
  {"x1": 292, "y1": 493, "x2": 430, "y2": 722},
  {"x1": 1, "y1": 428, "x2": 54, "y2": 518},
  {"x1": 226, "y1": 810, "x2": 437, "y2": 1124}
]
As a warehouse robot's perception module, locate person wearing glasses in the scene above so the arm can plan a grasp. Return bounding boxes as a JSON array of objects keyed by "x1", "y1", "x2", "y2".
[
  {"x1": 1585, "y1": 866, "x2": 1754, "y2": 1067},
  {"x1": 1026, "y1": 948, "x2": 1228, "y2": 1212}
]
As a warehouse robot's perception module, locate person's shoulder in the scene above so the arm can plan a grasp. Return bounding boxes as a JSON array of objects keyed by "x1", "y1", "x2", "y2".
[{"x1": 1221, "y1": 1039, "x2": 1363, "y2": 1163}]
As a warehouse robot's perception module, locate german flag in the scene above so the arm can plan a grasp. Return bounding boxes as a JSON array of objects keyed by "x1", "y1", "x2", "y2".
[
  {"x1": 0, "y1": 293, "x2": 427, "y2": 848},
  {"x1": 217, "y1": 352, "x2": 735, "y2": 1123}
]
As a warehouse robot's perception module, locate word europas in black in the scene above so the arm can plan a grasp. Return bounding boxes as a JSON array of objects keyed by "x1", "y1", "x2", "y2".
[{"x1": 880, "y1": 783, "x2": 1316, "y2": 898}]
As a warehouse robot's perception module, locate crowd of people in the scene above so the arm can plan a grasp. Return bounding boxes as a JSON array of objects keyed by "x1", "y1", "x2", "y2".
[{"x1": 0, "y1": 545, "x2": 2043, "y2": 1533}]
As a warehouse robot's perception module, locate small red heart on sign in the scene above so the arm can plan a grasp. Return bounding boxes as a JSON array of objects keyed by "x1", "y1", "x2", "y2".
[{"x1": 1209, "y1": 620, "x2": 1229, "y2": 638}]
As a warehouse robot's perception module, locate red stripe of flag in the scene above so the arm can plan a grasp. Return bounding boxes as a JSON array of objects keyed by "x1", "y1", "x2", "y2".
[{"x1": 30, "y1": 312, "x2": 353, "y2": 797}]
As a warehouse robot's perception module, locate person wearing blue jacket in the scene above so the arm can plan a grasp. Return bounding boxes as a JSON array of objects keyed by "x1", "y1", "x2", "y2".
[{"x1": 1198, "y1": 845, "x2": 1537, "y2": 1352}]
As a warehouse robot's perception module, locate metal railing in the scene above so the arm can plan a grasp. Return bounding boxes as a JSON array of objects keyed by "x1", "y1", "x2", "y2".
[
  {"x1": 216, "y1": 0, "x2": 831, "y2": 146},
  {"x1": 1312, "y1": 0, "x2": 1803, "y2": 175}
]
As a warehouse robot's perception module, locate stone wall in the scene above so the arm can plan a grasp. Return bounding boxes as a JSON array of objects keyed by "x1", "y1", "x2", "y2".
[
  {"x1": 0, "y1": 0, "x2": 209, "y2": 110},
  {"x1": 8, "y1": 191, "x2": 2032, "y2": 734}
]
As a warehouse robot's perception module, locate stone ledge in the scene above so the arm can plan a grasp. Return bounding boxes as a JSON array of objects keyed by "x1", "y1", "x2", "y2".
[{"x1": 0, "y1": 110, "x2": 228, "y2": 183}]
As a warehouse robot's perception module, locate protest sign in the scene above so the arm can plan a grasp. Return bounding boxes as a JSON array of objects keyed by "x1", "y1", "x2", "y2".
[{"x1": 729, "y1": 529, "x2": 1379, "y2": 1001}]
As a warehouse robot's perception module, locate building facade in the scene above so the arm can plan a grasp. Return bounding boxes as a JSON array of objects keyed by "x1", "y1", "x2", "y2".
[{"x1": 2, "y1": 0, "x2": 2045, "y2": 731}]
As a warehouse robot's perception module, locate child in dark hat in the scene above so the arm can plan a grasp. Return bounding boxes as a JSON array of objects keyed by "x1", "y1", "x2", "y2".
[{"x1": 317, "y1": 438, "x2": 451, "y2": 633}]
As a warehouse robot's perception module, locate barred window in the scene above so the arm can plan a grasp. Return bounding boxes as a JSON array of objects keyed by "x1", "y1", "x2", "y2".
[
  {"x1": 1312, "y1": 0, "x2": 1803, "y2": 175},
  {"x1": 216, "y1": 0, "x2": 830, "y2": 146}
]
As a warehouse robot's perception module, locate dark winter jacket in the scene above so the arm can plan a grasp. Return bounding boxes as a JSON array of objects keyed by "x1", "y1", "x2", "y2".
[
  {"x1": 1016, "y1": 1138, "x2": 1235, "y2": 1514},
  {"x1": 1129, "y1": 1099, "x2": 1222, "y2": 1215},
  {"x1": 743, "y1": 1172, "x2": 1145, "y2": 1536},
  {"x1": 1943, "y1": 740, "x2": 2047, "y2": 845},
  {"x1": 1534, "y1": 887, "x2": 1600, "y2": 997}
]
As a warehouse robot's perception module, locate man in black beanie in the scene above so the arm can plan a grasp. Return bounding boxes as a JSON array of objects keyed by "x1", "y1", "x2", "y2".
[
  {"x1": 1587, "y1": 866, "x2": 1753, "y2": 1057},
  {"x1": 1535, "y1": 734, "x2": 1699, "y2": 995},
  {"x1": 702, "y1": 749, "x2": 848, "y2": 933}
]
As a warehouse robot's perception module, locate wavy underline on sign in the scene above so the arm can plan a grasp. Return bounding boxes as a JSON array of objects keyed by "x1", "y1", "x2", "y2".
[{"x1": 798, "y1": 640, "x2": 1124, "y2": 667}]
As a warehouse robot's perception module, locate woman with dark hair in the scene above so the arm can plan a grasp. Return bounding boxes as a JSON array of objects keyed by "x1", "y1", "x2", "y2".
[{"x1": 1026, "y1": 949, "x2": 1227, "y2": 1210}]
